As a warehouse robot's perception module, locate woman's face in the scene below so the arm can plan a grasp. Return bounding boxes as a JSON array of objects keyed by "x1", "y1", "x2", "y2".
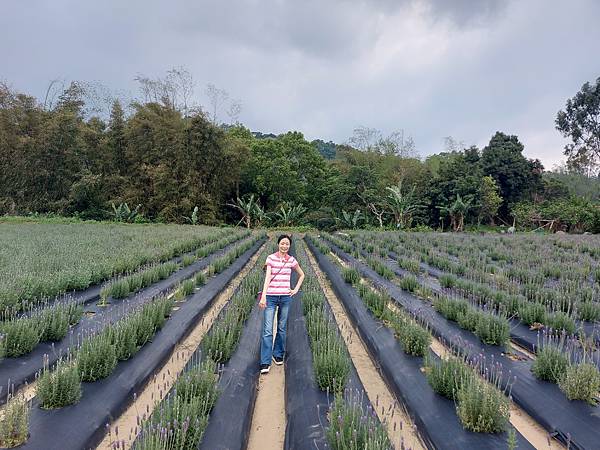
[{"x1": 278, "y1": 238, "x2": 290, "y2": 254}]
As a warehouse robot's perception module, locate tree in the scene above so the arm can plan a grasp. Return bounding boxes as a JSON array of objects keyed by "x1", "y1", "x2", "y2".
[
  {"x1": 337, "y1": 209, "x2": 364, "y2": 229},
  {"x1": 227, "y1": 194, "x2": 261, "y2": 228},
  {"x1": 556, "y1": 77, "x2": 600, "y2": 175},
  {"x1": 107, "y1": 100, "x2": 126, "y2": 174},
  {"x1": 480, "y1": 132, "x2": 543, "y2": 216},
  {"x1": 205, "y1": 83, "x2": 229, "y2": 125},
  {"x1": 347, "y1": 126, "x2": 417, "y2": 157},
  {"x1": 358, "y1": 191, "x2": 388, "y2": 228},
  {"x1": 135, "y1": 67, "x2": 196, "y2": 114},
  {"x1": 439, "y1": 194, "x2": 472, "y2": 232},
  {"x1": 478, "y1": 176, "x2": 502, "y2": 225},
  {"x1": 273, "y1": 202, "x2": 307, "y2": 226},
  {"x1": 385, "y1": 181, "x2": 422, "y2": 229}
]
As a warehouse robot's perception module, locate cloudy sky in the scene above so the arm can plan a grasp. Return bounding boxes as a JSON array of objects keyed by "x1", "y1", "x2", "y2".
[{"x1": 2, "y1": 0, "x2": 599, "y2": 168}]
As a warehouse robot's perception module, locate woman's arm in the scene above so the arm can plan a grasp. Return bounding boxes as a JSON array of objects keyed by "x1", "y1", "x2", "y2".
[
  {"x1": 259, "y1": 265, "x2": 272, "y2": 309},
  {"x1": 290, "y1": 264, "x2": 305, "y2": 296}
]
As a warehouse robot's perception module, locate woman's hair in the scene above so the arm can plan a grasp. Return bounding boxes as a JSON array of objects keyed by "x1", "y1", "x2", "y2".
[{"x1": 277, "y1": 234, "x2": 292, "y2": 244}]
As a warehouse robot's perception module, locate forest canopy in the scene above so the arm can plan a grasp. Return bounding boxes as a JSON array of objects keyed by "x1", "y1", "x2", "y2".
[{"x1": 1, "y1": 74, "x2": 600, "y2": 232}]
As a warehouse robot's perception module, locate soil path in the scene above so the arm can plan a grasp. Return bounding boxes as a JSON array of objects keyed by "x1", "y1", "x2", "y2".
[
  {"x1": 96, "y1": 242, "x2": 266, "y2": 450},
  {"x1": 246, "y1": 312, "x2": 286, "y2": 450},
  {"x1": 306, "y1": 244, "x2": 426, "y2": 450}
]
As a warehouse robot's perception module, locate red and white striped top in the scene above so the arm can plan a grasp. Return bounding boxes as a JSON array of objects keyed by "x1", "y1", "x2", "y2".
[{"x1": 265, "y1": 252, "x2": 298, "y2": 295}]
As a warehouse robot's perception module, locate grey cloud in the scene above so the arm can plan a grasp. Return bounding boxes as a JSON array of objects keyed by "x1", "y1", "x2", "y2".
[{"x1": 1, "y1": 0, "x2": 599, "y2": 169}]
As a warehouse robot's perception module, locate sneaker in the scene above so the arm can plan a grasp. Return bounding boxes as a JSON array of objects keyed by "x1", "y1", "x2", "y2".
[
  {"x1": 260, "y1": 364, "x2": 270, "y2": 374},
  {"x1": 273, "y1": 355, "x2": 284, "y2": 365}
]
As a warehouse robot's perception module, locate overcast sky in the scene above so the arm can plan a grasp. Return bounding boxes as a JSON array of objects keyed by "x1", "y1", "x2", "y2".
[{"x1": 2, "y1": 0, "x2": 600, "y2": 169}]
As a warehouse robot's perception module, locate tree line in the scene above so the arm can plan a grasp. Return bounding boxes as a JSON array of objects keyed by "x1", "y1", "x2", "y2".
[{"x1": 1, "y1": 75, "x2": 599, "y2": 232}]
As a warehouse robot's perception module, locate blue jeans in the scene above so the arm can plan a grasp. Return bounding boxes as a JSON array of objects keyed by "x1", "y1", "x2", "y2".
[{"x1": 260, "y1": 295, "x2": 292, "y2": 365}]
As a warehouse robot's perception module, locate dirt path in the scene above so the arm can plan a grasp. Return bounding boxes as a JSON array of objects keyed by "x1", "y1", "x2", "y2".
[
  {"x1": 306, "y1": 245, "x2": 426, "y2": 450},
  {"x1": 246, "y1": 313, "x2": 286, "y2": 450},
  {"x1": 97, "y1": 242, "x2": 266, "y2": 450}
]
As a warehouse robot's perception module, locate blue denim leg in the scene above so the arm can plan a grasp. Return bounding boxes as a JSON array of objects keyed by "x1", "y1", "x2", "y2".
[
  {"x1": 273, "y1": 295, "x2": 292, "y2": 359},
  {"x1": 260, "y1": 296, "x2": 277, "y2": 365}
]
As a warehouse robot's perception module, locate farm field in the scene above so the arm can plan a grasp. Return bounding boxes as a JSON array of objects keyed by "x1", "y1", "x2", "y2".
[
  {"x1": 0, "y1": 221, "x2": 230, "y2": 312},
  {"x1": 311, "y1": 230, "x2": 600, "y2": 449},
  {"x1": 1, "y1": 224, "x2": 599, "y2": 449}
]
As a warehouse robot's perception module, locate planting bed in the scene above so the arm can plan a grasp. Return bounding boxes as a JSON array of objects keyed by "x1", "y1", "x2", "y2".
[
  {"x1": 284, "y1": 241, "x2": 393, "y2": 450},
  {"x1": 307, "y1": 236, "x2": 536, "y2": 449},
  {"x1": 0, "y1": 222, "x2": 231, "y2": 313},
  {"x1": 2, "y1": 236, "x2": 266, "y2": 450},
  {"x1": 0, "y1": 231, "x2": 258, "y2": 402},
  {"x1": 315, "y1": 233, "x2": 600, "y2": 450},
  {"x1": 4, "y1": 226, "x2": 597, "y2": 449}
]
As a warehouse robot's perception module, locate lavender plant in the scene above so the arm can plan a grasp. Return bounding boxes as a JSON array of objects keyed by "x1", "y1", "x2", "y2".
[
  {"x1": 327, "y1": 392, "x2": 392, "y2": 450},
  {"x1": 37, "y1": 358, "x2": 82, "y2": 409},
  {"x1": 0, "y1": 392, "x2": 30, "y2": 448}
]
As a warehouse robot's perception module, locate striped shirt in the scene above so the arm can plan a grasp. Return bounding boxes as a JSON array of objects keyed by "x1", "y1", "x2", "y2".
[{"x1": 265, "y1": 252, "x2": 298, "y2": 295}]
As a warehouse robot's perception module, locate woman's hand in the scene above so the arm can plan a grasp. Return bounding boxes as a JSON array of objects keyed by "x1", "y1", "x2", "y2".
[
  {"x1": 259, "y1": 294, "x2": 267, "y2": 309},
  {"x1": 289, "y1": 287, "x2": 299, "y2": 297}
]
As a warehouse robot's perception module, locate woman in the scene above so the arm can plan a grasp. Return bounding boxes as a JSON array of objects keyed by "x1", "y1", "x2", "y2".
[{"x1": 259, "y1": 234, "x2": 305, "y2": 374}]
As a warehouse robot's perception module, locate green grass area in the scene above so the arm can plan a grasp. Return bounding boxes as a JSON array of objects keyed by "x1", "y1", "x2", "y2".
[{"x1": 0, "y1": 222, "x2": 231, "y2": 312}]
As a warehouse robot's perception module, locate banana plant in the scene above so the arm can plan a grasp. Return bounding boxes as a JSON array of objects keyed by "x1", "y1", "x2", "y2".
[
  {"x1": 274, "y1": 202, "x2": 307, "y2": 226},
  {"x1": 111, "y1": 202, "x2": 141, "y2": 223},
  {"x1": 337, "y1": 209, "x2": 363, "y2": 229},
  {"x1": 385, "y1": 181, "x2": 422, "y2": 229}
]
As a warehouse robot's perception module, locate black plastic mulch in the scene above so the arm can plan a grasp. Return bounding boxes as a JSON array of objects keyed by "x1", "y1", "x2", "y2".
[
  {"x1": 284, "y1": 247, "x2": 379, "y2": 450},
  {"x1": 198, "y1": 302, "x2": 262, "y2": 450},
  {"x1": 13, "y1": 238, "x2": 265, "y2": 450},
  {"x1": 284, "y1": 289, "x2": 330, "y2": 450},
  {"x1": 326, "y1": 240, "x2": 600, "y2": 450},
  {"x1": 388, "y1": 248, "x2": 600, "y2": 350},
  {"x1": 307, "y1": 237, "x2": 537, "y2": 450},
  {"x1": 0, "y1": 236, "x2": 254, "y2": 401}
]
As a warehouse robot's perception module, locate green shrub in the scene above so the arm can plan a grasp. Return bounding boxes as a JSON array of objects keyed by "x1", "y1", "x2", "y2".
[
  {"x1": 518, "y1": 302, "x2": 547, "y2": 325},
  {"x1": 433, "y1": 296, "x2": 469, "y2": 322},
  {"x1": 341, "y1": 267, "x2": 360, "y2": 285},
  {"x1": 77, "y1": 333, "x2": 117, "y2": 382},
  {"x1": 546, "y1": 311, "x2": 576, "y2": 334},
  {"x1": 439, "y1": 274, "x2": 456, "y2": 288},
  {"x1": 182, "y1": 279, "x2": 196, "y2": 297},
  {"x1": 393, "y1": 318, "x2": 431, "y2": 356},
  {"x1": 457, "y1": 309, "x2": 479, "y2": 331},
  {"x1": 424, "y1": 355, "x2": 473, "y2": 400},
  {"x1": 134, "y1": 394, "x2": 210, "y2": 450},
  {"x1": 202, "y1": 314, "x2": 243, "y2": 363},
  {"x1": 181, "y1": 254, "x2": 195, "y2": 267},
  {"x1": 474, "y1": 313, "x2": 510, "y2": 347},
  {"x1": 0, "y1": 317, "x2": 41, "y2": 357},
  {"x1": 399, "y1": 275, "x2": 419, "y2": 292},
  {"x1": 195, "y1": 272, "x2": 206, "y2": 286},
  {"x1": 559, "y1": 362, "x2": 600, "y2": 405},
  {"x1": 456, "y1": 375, "x2": 510, "y2": 433},
  {"x1": 358, "y1": 287, "x2": 389, "y2": 320},
  {"x1": 532, "y1": 345, "x2": 569, "y2": 383},
  {"x1": 173, "y1": 359, "x2": 220, "y2": 412},
  {"x1": 301, "y1": 291, "x2": 323, "y2": 316},
  {"x1": 367, "y1": 258, "x2": 394, "y2": 280},
  {"x1": 0, "y1": 393, "x2": 30, "y2": 448},
  {"x1": 108, "y1": 320, "x2": 139, "y2": 361},
  {"x1": 38, "y1": 303, "x2": 83, "y2": 342},
  {"x1": 578, "y1": 301, "x2": 600, "y2": 322},
  {"x1": 133, "y1": 309, "x2": 158, "y2": 346},
  {"x1": 37, "y1": 359, "x2": 82, "y2": 409},
  {"x1": 326, "y1": 393, "x2": 391, "y2": 450},
  {"x1": 313, "y1": 337, "x2": 350, "y2": 393}
]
